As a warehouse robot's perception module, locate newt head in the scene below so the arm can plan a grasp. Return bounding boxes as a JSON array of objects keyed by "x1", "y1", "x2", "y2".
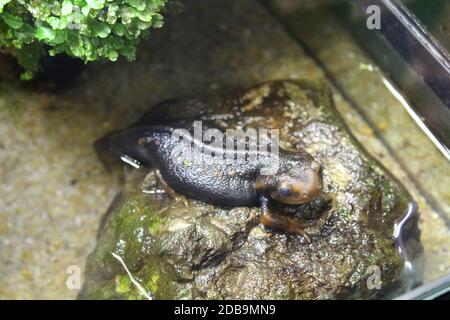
[{"x1": 256, "y1": 159, "x2": 323, "y2": 205}]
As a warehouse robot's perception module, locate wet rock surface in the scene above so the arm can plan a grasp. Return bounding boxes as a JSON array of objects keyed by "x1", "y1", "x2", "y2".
[{"x1": 79, "y1": 81, "x2": 422, "y2": 299}]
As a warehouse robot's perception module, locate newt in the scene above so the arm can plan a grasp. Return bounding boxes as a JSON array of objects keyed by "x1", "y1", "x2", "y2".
[{"x1": 96, "y1": 121, "x2": 323, "y2": 242}]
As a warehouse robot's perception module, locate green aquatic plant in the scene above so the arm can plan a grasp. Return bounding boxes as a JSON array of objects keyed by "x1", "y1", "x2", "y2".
[{"x1": 0, "y1": 0, "x2": 169, "y2": 79}]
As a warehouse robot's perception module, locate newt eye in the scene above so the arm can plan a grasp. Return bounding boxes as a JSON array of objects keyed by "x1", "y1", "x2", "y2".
[{"x1": 278, "y1": 187, "x2": 292, "y2": 197}]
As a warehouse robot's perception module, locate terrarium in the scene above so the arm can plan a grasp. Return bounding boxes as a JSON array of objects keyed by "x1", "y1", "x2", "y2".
[{"x1": 0, "y1": 0, "x2": 448, "y2": 300}]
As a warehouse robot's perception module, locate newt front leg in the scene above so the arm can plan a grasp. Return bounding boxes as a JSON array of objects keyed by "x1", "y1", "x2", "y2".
[
  {"x1": 154, "y1": 170, "x2": 190, "y2": 207},
  {"x1": 259, "y1": 196, "x2": 312, "y2": 243}
]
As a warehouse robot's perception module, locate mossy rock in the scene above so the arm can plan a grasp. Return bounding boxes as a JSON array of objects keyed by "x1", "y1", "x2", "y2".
[{"x1": 79, "y1": 81, "x2": 423, "y2": 299}]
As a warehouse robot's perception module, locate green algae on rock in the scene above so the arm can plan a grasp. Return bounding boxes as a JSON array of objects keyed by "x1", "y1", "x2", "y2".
[{"x1": 79, "y1": 81, "x2": 422, "y2": 299}]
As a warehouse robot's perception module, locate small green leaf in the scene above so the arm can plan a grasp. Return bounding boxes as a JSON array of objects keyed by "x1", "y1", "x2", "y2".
[
  {"x1": 86, "y1": 0, "x2": 105, "y2": 10},
  {"x1": 113, "y1": 24, "x2": 127, "y2": 36},
  {"x1": 52, "y1": 30, "x2": 67, "y2": 44},
  {"x1": 16, "y1": 24, "x2": 35, "y2": 42},
  {"x1": 92, "y1": 21, "x2": 111, "y2": 38},
  {"x1": 35, "y1": 26, "x2": 56, "y2": 41},
  {"x1": 61, "y1": 0, "x2": 73, "y2": 16},
  {"x1": 127, "y1": 0, "x2": 146, "y2": 11},
  {"x1": 81, "y1": 5, "x2": 91, "y2": 16},
  {"x1": 136, "y1": 9, "x2": 153, "y2": 23},
  {"x1": 152, "y1": 14, "x2": 164, "y2": 28},
  {"x1": 20, "y1": 71, "x2": 34, "y2": 81},
  {"x1": 108, "y1": 50, "x2": 118, "y2": 61},
  {"x1": 2, "y1": 12, "x2": 23, "y2": 29},
  {"x1": 46, "y1": 17, "x2": 68, "y2": 30}
]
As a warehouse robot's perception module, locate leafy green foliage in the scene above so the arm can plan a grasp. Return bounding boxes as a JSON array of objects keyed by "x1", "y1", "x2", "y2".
[{"x1": 0, "y1": 0, "x2": 168, "y2": 79}]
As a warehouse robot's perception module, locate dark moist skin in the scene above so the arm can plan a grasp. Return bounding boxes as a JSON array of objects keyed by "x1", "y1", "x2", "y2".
[{"x1": 96, "y1": 123, "x2": 323, "y2": 243}]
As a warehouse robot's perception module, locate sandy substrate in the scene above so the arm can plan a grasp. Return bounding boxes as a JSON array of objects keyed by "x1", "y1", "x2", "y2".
[
  {"x1": 0, "y1": 92, "x2": 118, "y2": 299},
  {"x1": 0, "y1": 0, "x2": 449, "y2": 299}
]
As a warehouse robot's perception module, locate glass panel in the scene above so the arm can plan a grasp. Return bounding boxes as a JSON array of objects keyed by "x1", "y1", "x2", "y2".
[
  {"x1": 267, "y1": 0, "x2": 450, "y2": 299},
  {"x1": 401, "y1": 0, "x2": 450, "y2": 53}
]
